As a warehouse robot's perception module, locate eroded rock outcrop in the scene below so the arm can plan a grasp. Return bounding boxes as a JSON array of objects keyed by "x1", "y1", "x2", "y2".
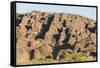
[{"x1": 16, "y1": 11, "x2": 97, "y2": 64}]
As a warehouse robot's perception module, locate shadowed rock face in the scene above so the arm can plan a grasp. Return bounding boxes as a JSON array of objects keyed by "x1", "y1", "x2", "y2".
[{"x1": 16, "y1": 11, "x2": 97, "y2": 64}]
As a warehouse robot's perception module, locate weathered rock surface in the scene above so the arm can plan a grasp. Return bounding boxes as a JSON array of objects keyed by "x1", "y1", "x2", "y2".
[{"x1": 16, "y1": 11, "x2": 97, "y2": 64}]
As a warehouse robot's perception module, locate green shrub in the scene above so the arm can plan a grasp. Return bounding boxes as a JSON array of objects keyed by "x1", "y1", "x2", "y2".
[
  {"x1": 42, "y1": 58, "x2": 57, "y2": 64},
  {"x1": 63, "y1": 52, "x2": 95, "y2": 62}
]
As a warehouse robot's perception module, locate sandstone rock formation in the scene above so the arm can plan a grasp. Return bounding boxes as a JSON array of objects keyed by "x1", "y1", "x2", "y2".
[{"x1": 16, "y1": 11, "x2": 97, "y2": 64}]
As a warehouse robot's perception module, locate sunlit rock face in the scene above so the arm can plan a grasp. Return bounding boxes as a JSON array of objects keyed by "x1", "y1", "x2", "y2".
[{"x1": 16, "y1": 11, "x2": 97, "y2": 65}]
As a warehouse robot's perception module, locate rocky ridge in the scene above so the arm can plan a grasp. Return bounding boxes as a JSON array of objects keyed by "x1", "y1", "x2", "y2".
[{"x1": 16, "y1": 11, "x2": 97, "y2": 64}]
